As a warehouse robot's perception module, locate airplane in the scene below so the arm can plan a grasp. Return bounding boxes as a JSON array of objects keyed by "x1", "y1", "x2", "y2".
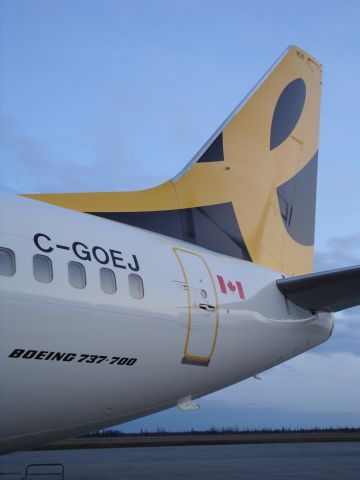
[{"x1": 1, "y1": 45, "x2": 359, "y2": 455}]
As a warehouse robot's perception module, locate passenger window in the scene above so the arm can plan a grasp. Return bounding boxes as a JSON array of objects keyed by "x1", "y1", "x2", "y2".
[
  {"x1": 33, "y1": 254, "x2": 53, "y2": 283},
  {"x1": 0, "y1": 247, "x2": 16, "y2": 277},
  {"x1": 68, "y1": 261, "x2": 86, "y2": 289},
  {"x1": 128, "y1": 273, "x2": 144, "y2": 299},
  {"x1": 100, "y1": 268, "x2": 117, "y2": 294}
]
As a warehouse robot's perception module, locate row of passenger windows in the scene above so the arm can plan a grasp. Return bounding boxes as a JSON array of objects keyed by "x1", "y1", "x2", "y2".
[{"x1": 0, "y1": 247, "x2": 144, "y2": 299}]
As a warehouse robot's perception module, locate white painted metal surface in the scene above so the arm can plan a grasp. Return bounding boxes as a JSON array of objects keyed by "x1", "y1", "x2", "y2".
[{"x1": 0, "y1": 195, "x2": 334, "y2": 454}]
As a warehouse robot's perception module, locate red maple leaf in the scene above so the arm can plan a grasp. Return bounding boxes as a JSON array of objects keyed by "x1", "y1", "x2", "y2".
[{"x1": 227, "y1": 280, "x2": 236, "y2": 293}]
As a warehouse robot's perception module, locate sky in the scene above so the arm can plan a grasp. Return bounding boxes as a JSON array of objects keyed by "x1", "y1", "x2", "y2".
[{"x1": 1, "y1": 0, "x2": 360, "y2": 430}]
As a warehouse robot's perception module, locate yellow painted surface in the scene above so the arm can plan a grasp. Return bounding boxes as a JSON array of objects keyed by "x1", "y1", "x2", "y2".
[{"x1": 24, "y1": 46, "x2": 322, "y2": 276}]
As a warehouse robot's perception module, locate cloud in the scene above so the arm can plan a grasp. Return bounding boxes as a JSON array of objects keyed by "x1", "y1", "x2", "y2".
[
  {"x1": 315, "y1": 308, "x2": 360, "y2": 356},
  {"x1": 312, "y1": 236, "x2": 360, "y2": 356},
  {"x1": 119, "y1": 353, "x2": 360, "y2": 431},
  {"x1": 209, "y1": 353, "x2": 360, "y2": 413},
  {"x1": 0, "y1": 115, "x2": 56, "y2": 193},
  {"x1": 0, "y1": 114, "x2": 163, "y2": 194},
  {"x1": 315, "y1": 234, "x2": 360, "y2": 271}
]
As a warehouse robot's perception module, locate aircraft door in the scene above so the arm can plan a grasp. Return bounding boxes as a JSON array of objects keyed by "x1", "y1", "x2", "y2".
[{"x1": 174, "y1": 248, "x2": 219, "y2": 366}]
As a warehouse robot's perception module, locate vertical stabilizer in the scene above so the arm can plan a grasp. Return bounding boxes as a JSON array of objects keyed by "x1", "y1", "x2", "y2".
[{"x1": 24, "y1": 46, "x2": 322, "y2": 275}]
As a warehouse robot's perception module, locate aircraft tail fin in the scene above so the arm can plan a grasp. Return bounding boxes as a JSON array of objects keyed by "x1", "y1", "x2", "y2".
[{"x1": 23, "y1": 46, "x2": 322, "y2": 275}]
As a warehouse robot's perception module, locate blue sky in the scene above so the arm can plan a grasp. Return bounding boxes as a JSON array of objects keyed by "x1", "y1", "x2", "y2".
[{"x1": 1, "y1": 0, "x2": 360, "y2": 430}]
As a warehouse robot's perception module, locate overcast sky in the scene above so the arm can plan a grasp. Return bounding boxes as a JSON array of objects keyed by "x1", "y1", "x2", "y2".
[{"x1": 1, "y1": 0, "x2": 360, "y2": 430}]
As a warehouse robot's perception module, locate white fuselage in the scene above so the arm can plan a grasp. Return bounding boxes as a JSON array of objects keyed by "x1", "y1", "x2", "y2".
[{"x1": 0, "y1": 195, "x2": 333, "y2": 454}]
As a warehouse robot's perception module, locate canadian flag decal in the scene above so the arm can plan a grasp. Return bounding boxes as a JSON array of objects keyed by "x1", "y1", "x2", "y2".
[{"x1": 216, "y1": 275, "x2": 245, "y2": 299}]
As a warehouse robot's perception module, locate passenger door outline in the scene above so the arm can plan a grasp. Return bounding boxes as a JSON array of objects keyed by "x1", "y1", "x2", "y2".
[{"x1": 173, "y1": 247, "x2": 219, "y2": 366}]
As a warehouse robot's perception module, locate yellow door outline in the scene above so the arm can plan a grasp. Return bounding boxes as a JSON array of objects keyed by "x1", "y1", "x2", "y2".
[{"x1": 173, "y1": 247, "x2": 219, "y2": 366}]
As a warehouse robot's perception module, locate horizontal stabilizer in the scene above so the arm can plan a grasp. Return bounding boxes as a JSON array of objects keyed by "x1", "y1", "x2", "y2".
[{"x1": 277, "y1": 265, "x2": 360, "y2": 312}]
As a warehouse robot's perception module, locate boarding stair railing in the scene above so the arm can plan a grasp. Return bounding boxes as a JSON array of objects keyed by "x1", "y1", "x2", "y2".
[{"x1": 24, "y1": 464, "x2": 64, "y2": 480}]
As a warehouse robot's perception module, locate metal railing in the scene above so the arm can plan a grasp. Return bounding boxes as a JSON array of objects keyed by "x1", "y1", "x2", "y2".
[
  {"x1": 24, "y1": 464, "x2": 64, "y2": 480},
  {"x1": 0, "y1": 473, "x2": 24, "y2": 480}
]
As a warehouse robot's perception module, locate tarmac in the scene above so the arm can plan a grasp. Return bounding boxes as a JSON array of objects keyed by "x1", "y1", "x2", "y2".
[{"x1": 1, "y1": 442, "x2": 360, "y2": 480}]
